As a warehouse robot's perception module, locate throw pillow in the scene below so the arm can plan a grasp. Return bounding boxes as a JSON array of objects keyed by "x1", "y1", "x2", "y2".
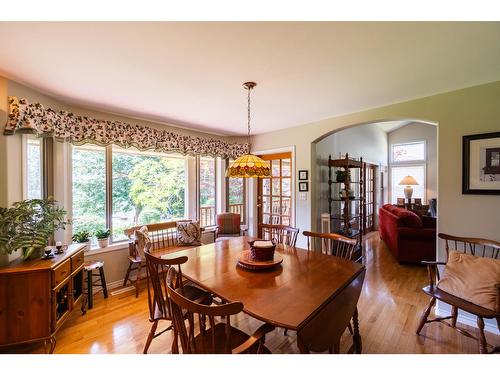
[
  {"x1": 437, "y1": 250, "x2": 500, "y2": 312},
  {"x1": 134, "y1": 226, "x2": 152, "y2": 259},
  {"x1": 177, "y1": 221, "x2": 202, "y2": 246}
]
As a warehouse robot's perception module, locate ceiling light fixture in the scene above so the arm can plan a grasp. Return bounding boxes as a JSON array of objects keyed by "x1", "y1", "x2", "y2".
[{"x1": 226, "y1": 82, "x2": 271, "y2": 178}]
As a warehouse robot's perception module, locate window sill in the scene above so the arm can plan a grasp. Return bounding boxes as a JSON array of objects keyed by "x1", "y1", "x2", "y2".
[{"x1": 85, "y1": 242, "x2": 129, "y2": 256}]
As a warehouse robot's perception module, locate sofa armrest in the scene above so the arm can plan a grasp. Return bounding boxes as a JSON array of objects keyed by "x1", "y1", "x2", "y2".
[{"x1": 398, "y1": 227, "x2": 436, "y2": 241}]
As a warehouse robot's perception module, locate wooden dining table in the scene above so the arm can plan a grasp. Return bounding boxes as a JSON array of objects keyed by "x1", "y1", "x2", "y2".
[{"x1": 156, "y1": 236, "x2": 366, "y2": 353}]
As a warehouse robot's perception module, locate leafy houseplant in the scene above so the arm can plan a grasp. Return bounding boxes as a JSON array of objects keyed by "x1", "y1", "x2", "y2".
[
  {"x1": 335, "y1": 170, "x2": 346, "y2": 182},
  {"x1": 72, "y1": 230, "x2": 91, "y2": 252},
  {"x1": 0, "y1": 198, "x2": 70, "y2": 260},
  {"x1": 95, "y1": 228, "x2": 111, "y2": 248}
]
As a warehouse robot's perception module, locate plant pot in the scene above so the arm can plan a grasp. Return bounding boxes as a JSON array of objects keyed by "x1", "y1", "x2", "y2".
[
  {"x1": 22, "y1": 246, "x2": 44, "y2": 260},
  {"x1": 97, "y1": 238, "x2": 109, "y2": 248},
  {"x1": 84, "y1": 240, "x2": 91, "y2": 252}
]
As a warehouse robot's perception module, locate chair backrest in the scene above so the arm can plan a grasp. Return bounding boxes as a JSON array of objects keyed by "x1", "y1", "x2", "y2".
[
  {"x1": 143, "y1": 250, "x2": 188, "y2": 322},
  {"x1": 216, "y1": 213, "x2": 241, "y2": 235},
  {"x1": 439, "y1": 233, "x2": 500, "y2": 260},
  {"x1": 166, "y1": 267, "x2": 245, "y2": 354},
  {"x1": 303, "y1": 231, "x2": 357, "y2": 260},
  {"x1": 259, "y1": 224, "x2": 299, "y2": 247}
]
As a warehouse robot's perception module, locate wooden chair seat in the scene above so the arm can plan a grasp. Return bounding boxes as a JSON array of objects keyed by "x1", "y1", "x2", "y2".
[
  {"x1": 422, "y1": 285, "x2": 498, "y2": 319},
  {"x1": 153, "y1": 283, "x2": 212, "y2": 320},
  {"x1": 191, "y1": 323, "x2": 271, "y2": 354}
]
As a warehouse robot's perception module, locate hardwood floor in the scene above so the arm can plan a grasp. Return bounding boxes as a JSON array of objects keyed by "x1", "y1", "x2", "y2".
[{"x1": 6, "y1": 232, "x2": 500, "y2": 354}]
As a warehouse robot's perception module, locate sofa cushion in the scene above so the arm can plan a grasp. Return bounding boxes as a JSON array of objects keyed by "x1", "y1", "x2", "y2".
[
  {"x1": 382, "y1": 204, "x2": 398, "y2": 214},
  {"x1": 177, "y1": 221, "x2": 202, "y2": 246},
  {"x1": 392, "y1": 207, "x2": 423, "y2": 228},
  {"x1": 437, "y1": 250, "x2": 500, "y2": 312}
]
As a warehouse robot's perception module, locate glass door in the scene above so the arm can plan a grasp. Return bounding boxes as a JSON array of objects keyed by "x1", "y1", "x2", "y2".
[{"x1": 257, "y1": 152, "x2": 292, "y2": 237}]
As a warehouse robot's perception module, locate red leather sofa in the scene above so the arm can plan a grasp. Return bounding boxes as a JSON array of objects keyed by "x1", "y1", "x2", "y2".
[{"x1": 378, "y1": 204, "x2": 436, "y2": 264}]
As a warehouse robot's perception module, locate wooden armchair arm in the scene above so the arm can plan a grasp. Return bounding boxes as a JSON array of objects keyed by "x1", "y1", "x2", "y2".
[
  {"x1": 232, "y1": 323, "x2": 275, "y2": 354},
  {"x1": 421, "y1": 261, "x2": 447, "y2": 287}
]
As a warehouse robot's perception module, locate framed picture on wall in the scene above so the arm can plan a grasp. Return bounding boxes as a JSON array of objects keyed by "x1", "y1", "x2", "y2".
[
  {"x1": 298, "y1": 181, "x2": 309, "y2": 192},
  {"x1": 298, "y1": 170, "x2": 308, "y2": 180},
  {"x1": 463, "y1": 131, "x2": 500, "y2": 195}
]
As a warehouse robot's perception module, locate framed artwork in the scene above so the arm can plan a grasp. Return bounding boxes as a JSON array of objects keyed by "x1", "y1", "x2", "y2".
[
  {"x1": 463, "y1": 131, "x2": 500, "y2": 195},
  {"x1": 298, "y1": 181, "x2": 309, "y2": 192},
  {"x1": 298, "y1": 170, "x2": 308, "y2": 180}
]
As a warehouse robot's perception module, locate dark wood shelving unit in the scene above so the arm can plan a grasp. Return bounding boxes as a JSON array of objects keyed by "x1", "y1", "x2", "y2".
[{"x1": 328, "y1": 153, "x2": 366, "y2": 263}]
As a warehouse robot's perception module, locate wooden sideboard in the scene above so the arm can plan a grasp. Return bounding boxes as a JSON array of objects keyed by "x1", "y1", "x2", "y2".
[{"x1": 0, "y1": 244, "x2": 86, "y2": 353}]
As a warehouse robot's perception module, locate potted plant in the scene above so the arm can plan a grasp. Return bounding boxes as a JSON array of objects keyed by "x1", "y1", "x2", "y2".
[
  {"x1": 72, "y1": 230, "x2": 91, "y2": 252},
  {"x1": 0, "y1": 198, "x2": 71, "y2": 260},
  {"x1": 335, "y1": 170, "x2": 346, "y2": 182},
  {"x1": 95, "y1": 228, "x2": 111, "y2": 248}
]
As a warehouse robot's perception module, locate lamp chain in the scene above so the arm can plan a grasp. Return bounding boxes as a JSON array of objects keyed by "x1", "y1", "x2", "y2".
[{"x1": 247, "y1": 85, "x2": 252, "y2": 146}]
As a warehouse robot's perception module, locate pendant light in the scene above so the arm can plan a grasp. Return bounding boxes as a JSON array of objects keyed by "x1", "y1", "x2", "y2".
[{"x1": 226, "y1": 82, "x2": 271, "y2": 178}]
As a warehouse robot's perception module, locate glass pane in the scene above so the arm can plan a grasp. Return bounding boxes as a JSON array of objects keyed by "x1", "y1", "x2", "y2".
[
  {"x1": 262, "y1": 196, "x2": 270, "y2": 214},
  {"x1": 199, "y1": 157, "x2": 216, "y2": 227},
  {"x1": 282, "y1": 216, "x2": 290, "y2": 226},
  {"x1": 112, "y1": 146, "x2": 186, "y2": 241},
  {"x1": 262, "y1": 178, "x2": 271, "y2": 195},
  {"x1": 392, "y1": 142, "x2": 425, "y2": 162},
  {"x1": 26, "y1": 138, "x2": 42, "y2": 199},
  {"x1": 281, "y1": 159, "x2": 291, "y2": 177},
  {"x1": 272, "y1": 160, "x2": 280, "y2": 176},
  {"x1": 228, "y1": 175, "x2": 244, "y2": 219},
  {"x1": 263, "y1": 214, "x2": 270, "y2": 225},
  {"x1": 282, "y1": 178, "x2": 291, "y2": 197},
  {"x1": 72, "y1": 145, "x2": 106, "y2": 247},
  {"x1": 272, "y1": 178, "x2": 281, "y2": 195},
  {"x1": 272, "y1": 197, "x2": 280, "y2": 215},
  {"x1": 282, "y1": 198, "x2": 291, "y2": 216},
  {"x1": 390, "y1": 165, "x2": 425, "y2": 204}
]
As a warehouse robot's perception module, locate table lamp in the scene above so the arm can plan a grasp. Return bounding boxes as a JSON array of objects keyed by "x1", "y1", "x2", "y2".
[{"x1": 399, "y1": 175, "x2": 419, "y2": 200}]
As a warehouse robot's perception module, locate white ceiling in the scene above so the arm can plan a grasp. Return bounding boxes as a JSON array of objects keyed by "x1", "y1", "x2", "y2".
[{"x1": 1, "y1": 22, "x2": 499, "y2": 136}]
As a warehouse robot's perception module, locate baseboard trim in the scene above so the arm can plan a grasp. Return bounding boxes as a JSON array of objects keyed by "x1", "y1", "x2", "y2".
[
  {"x1": 435, "y1": 305, "x2": 499, "y2": 335},
  {"x1": 91, "y1": 279, "x2": 126, "y2": 295}
]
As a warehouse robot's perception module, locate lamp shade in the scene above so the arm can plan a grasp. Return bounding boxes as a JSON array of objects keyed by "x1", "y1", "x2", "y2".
[
  {"x1": 225, "y1": 154, "x2": 271, "y2": 178},
  {"x1": 399, "y1": 175, "x2": 419, "y2": 186}
]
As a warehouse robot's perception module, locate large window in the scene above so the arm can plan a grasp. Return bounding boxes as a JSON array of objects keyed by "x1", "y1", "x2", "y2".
[
  {"x1": 25, "y1": 137, "x2": 43, "y2": 199},
  {"x1": 72, "y1": 145, "x2": 106, "y2": 244},
  {"x1": 199, "y1": 156, "x2": 216, "y2": 227},
  {"x1": 227, "y1": 159, "x2": 245, "y2": 223},
  {"x1": 390, "y1": 141, "x2": 426, "y2": 204},
  {"x1": 72, "y1": 144, "x2": 187, "y2": 245}
]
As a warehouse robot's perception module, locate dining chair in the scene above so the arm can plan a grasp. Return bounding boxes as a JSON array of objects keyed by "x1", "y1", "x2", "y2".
[
  {"x1": 166, "y1": 267, "x2": 275, "y2": 354},
  {"x1": 303, "y1": 231, "x2": 357, "y2": 260},
  {"x1": 416, "y1": 233, "x2": 500, "y2": 354},
  {"x1": 142, "y1": 250, "x2": 212, "y2": 354},
  {"x1": 259, "y1": 223, "x2": 299, "y2": 247}
]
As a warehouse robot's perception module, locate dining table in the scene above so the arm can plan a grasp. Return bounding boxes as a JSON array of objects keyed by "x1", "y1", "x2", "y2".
[{"x1": 156, "y1": 236, "x2": 366, "y2": 353}]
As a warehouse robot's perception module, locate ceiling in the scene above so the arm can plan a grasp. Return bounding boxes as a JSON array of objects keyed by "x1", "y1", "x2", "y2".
[{"x1": 1, "y1": 22, "x2": 499, "y2": 136}]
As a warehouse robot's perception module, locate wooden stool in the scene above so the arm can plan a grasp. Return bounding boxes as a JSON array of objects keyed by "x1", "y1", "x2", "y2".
[{"x1": 83, "y1": 260, "x2": 108, "y2": 310}]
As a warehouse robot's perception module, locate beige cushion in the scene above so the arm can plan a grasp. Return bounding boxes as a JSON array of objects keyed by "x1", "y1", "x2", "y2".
[
  {"x1": 134, "y1": 226, "x2": 151, "y2": 259},
  {"x1": 177, "y1": 221, "x2": 202, "y2": 246},
  {"x1": 437, "y1": 250, "x2": 500, "y2": 312}
]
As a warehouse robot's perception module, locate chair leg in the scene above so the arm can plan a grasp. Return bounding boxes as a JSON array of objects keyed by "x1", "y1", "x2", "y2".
[
  {"x1": 99, "y1": 266, "x2": 108, "y2": 298},
  {"x1": 416, "y1": 297, "x2": 435, "y2": 335},
  {"x1": 143, "y1": 320, "x2": 158, "y2": 354},
  {"x1": 347, "y1": 322, "x2": 353, "y2": 335},
  {"x1": 352, "y1": 307, "x2": 362, "y2": 354},
  {"x1": 135, "y1": 263, "x2": 142, "y2": 298},
  {"x1": 451, "y1": 306, "x2": 458, "y2": 328},
  {"x1": 284, "y1": 328, "x2": 288, "y2": 336},
  {"x1": 476, "y1": 316, "x2": 488, "y2": 354},
  {"x1": 86, "y1": 270, "x2": 93, "y2": 309},
  {"x1": 123, "y1": 262, "x2": 132, "y2": 286}
]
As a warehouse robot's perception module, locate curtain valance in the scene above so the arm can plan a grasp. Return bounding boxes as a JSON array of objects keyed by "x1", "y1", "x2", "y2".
[{"x1": 4, "y1": 96, "x2": 249, "y2": 159}]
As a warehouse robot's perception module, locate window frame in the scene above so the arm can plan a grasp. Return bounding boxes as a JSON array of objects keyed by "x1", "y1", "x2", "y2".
[
  {"x1": 22, "y1": 134, "x2": 44, "y2": 200},
  {"x1": 197, "y1": 155, "x2": 218, "y2": 228},
  {"x1": 70, "y1": 143, "x2": 189, "y2": 246},
  {"x1": 389, "y1": 164, "x2": 427, "y2": 204},
  {"x1": 390, "y1": 140, "x2": 426, "y2": 164}
]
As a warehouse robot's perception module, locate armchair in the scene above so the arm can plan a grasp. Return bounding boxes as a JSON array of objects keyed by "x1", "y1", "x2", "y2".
[{"x1": 214, "y1": 212, "x2": 246, "y2": 242}]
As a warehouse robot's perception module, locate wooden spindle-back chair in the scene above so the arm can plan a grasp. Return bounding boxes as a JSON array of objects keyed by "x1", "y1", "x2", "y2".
[
  {"x1": 142, "y1": 250, "x2": 212, "y2": 354},
  {"x1": 303, "y1": 231, "x2": 357, "y2": 260},
  {"x1": 416, "y1": 233, "x2": 500, "y2": 354},
  {"x1": 259, "y1": 224, "x2": 299, "y2": 247},
  {"x1": 166, "y1": 267, "x2": 274, "y2": 354}
]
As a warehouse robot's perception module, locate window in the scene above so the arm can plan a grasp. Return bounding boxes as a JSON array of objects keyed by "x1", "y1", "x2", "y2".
[
  {"x1": 390, "y1": 165, "x2": 426, "y2": 204},
  {"x1": 391, "y1": 141, "x2": 425, "y2": 163},
  {"x1": 25, "y1": 137, "x2": 42, "y2": 199},
  {"x1": 227, "y1": 159, "x2": 245, "y2": 223},
  {"x1": 112, "y1": 146, "x2": 185, "y2": 241},
  {"x1": 72, "y1": 145, "x2": 106, "y2": 246},
  {"x1": 198, "y1": 156, "x2": 216, "y2": 227},
  {"x1": 72, "y1": 144, "x2": 187, "y2": 245}
]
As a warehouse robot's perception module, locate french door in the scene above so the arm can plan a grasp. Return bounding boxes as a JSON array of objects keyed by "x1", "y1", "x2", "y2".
[
  {"x1": 363, "y1": 164, "x2": 377, "y2": 233},
  {"x1": 257, "y1": 152, "x2": 292, "y2": 237}
]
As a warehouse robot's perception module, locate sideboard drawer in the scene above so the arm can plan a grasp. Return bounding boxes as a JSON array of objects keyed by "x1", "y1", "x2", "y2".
[
  {"x1": 53, "y1": 259, "x2": 71, "y2": 287},
  {"x1": 71, "y1": 250, "x2": 85, "y2": 272}
]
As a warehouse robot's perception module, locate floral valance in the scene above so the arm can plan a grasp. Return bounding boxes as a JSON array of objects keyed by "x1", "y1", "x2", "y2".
[{"x1": 4, "y1": 96, "x2": 249, "y2": 159}]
